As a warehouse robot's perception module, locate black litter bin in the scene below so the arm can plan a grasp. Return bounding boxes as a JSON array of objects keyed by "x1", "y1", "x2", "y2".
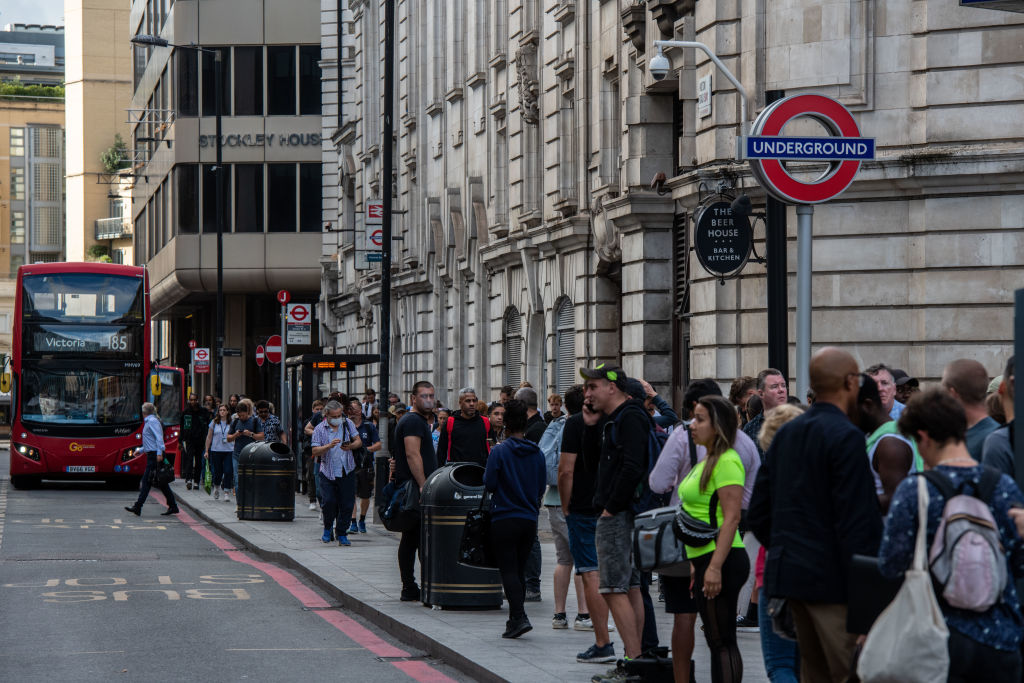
[
  {"x1": 236, "y1": 441, "x2": 296, "y2": 521},
  {"x1": 420, "y1": 463, "x2": 503, "y2": 609}
]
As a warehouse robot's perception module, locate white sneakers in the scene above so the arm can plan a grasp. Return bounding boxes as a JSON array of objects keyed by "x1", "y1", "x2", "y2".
[
  {"x1": 214, "y1": 486, "x2": 221, "y2": 500},
  {"x1": 308, "y1": 502, "x2": 318, "y2": 511},
  {"x1": 224, "y1": 491, "x2": 232, "y2": 503}
]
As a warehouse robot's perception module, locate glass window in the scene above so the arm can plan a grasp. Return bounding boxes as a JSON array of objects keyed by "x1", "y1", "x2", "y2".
[
  {"x1": 21, "y1": 272, "x2": 146, "y2": 324},
  {"x1": 10, "y1": 211, "x2": 25, "y2": 243},
  {"x1": 267, "y1": 46, "x2": 296, "y2": 116},
  {"x1": 10, "y1": 168, "x2": 25, "y2": 200},
  {"x1": 233, "y1": 46, "x2": 263, "y2": 116},
  {"x1": 19, "y1": 366, "x2": 143, "y2": 426},
  {"x1": 177, "y1": 49, "x2": 198, "y2": 116},
  {"x1": 299, "y1": 45, "x2": 322, "y2": 115},
  {"x1": 133, "y1": 43, "x2": 147, "y2": 92},
  {"x1": 32, "y1": 128, "x2": 62, "y2": 158},
  {"x1": 202, "y1": 47, "x2": 231, "y2": 116},
  {"x1": 234, "y1": 164, "x2": 264, "y2": 233},
  {"x1": 299, "y1": 163, "x2": 322, "y2": 232},
  {"x1": 202, "y1": 164, "x2": 232, "y2": 233},
  {"x1": 176, "y1": 165, "x2": 199, "y2": 234},
  {"x1": 32, "y1": 207, "x2": 62, "y2": 248},
  {"x1": 33, "y1": 163, "x2": 61, "y2": 201},
  {"x1": 10, "y1": 128, "x2": 25, "y2": 156},
  {"x1": 10, "y1": 254, "x2": 25, "y2": 272},
  {"x1": 268, "y1": 164, "x2": 296, "y2": 232}
]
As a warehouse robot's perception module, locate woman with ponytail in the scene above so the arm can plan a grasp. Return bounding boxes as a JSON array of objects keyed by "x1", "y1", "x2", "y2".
[{"x1": 679, "y1": 394, "x2": 749, "y2": 682}]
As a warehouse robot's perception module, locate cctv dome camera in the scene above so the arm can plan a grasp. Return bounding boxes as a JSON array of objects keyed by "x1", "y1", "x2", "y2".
[{"x1": 649, "y1": 51, "x2": 671, "y2": 81}]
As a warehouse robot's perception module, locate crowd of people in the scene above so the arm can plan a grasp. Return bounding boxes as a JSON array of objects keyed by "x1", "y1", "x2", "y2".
[{"x1": 380, "y1": 351, "x2": 1023, "y2": 683}]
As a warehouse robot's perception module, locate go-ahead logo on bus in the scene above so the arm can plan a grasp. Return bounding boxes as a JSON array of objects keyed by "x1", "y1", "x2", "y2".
[
  {"x1": 745, "y1": 94, "x2": 875, "y2": 205},
  {"x1": 69, "y1": 442, "x2": 95, "y2": 452}
]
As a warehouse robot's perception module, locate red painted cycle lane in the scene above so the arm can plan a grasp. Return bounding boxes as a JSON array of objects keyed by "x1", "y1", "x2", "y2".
[{"x1": 153, "y1": 493, "x2": 458, "y2": 683}]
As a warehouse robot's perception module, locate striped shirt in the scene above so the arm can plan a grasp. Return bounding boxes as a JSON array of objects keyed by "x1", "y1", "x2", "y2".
[{"x1": 311, "y1": 417, "x2": 358, "y2": 479}]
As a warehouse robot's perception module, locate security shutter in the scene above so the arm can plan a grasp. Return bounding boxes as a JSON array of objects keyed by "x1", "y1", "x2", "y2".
[
  {"x1": 555, "y1": 299, "x2": 575, "y2": 394},
  {"x1": 504, "y1": 309, "x2": 522, "y2": 386}
]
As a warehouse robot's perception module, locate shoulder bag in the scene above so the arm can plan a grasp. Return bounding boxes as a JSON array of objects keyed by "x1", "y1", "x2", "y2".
[
  {"x1": 672, "y1": 439, "x2": 722, "y2": 546},
  {"x1": 857, "y1": 475, "x2": 949, "y2": 683},
  {"x1": 150, "y1": 458, "x2": 175, "y2": 486}
]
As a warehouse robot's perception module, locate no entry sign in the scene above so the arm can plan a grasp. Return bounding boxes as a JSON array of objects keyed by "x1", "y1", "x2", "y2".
[
  {"x1": 746, "y1": 94, "x2": 874, "y2": 204},
  {"x1": 255, "y1": 345, "x2": 265, "y2": 367},
  {"x1": 265, "y1": 335, "x2": 283, "y2": 364}
]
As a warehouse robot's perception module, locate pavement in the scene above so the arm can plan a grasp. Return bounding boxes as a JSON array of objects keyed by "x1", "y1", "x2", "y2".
[{"x1": 169, "y1": 478, "x2": 769, "y2": 683}]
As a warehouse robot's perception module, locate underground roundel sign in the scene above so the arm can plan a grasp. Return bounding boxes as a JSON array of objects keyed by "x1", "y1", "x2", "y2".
[{"x1": 745, "y1": 94, "x2": 875, "y2": 205}]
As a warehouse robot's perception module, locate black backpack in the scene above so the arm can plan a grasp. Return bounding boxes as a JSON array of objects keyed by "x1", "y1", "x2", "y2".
[{"x1": 604, "y1": 401, "x2": 670, "y2": 514}]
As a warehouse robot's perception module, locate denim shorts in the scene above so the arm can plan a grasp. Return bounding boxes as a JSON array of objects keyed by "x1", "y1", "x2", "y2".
[
  {"x1": 566, "y1": 512, "x2": 599, "y2": 575},
  {"x1": 595, "y1": 510, "x2": 641, "y2": 594}
]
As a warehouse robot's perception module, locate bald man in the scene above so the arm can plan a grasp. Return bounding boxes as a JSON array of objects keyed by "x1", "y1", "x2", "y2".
[
  {"x1": 942, "y1": 358, "x2": 1000, "y2": 460},
  {"x1": 748, "y1": 348, "x2": 882, "y2": 683}
]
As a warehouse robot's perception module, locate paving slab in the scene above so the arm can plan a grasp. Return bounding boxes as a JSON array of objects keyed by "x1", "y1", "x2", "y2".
[{"x1": 169, "y1": 479, "x2": 768, "y2": 683}]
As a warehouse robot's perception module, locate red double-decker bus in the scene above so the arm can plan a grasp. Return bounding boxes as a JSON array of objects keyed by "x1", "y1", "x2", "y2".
[{"x1": 7, "y1": 262, "x2": 151, "y2": 488}]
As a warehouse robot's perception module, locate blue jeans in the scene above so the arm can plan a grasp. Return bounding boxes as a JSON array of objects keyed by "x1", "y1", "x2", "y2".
[
  {"x1": 210, "y1": 451, "x2": 233, "y2": 489},
  {"x1": 318, "y1": 471, "x2": 356, "y2": 537},
  {"x1": 758, "y1": 588, "x2": 800, "y2": 683}
]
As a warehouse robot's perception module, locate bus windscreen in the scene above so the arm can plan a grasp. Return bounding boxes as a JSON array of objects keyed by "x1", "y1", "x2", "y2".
[
  {"x1": 19, "y1": 366, "x2": 143, "y2": 426},
  {"x1": 21, "y1": 273, "x2": 145, "y2": 324}
]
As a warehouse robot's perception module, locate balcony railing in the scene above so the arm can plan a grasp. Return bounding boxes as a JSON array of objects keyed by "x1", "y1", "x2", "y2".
[{"x1": 95, "y1": 217, "x2": 132, "y2": 240}]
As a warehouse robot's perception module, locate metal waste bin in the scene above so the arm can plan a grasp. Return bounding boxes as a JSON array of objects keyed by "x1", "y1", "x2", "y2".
[
  {"x1": 236, "y1": 441, "x2": 296, "y2": 521},
  {"x1": 420, "y1": 463, "x2": 503, "y2": 609}
]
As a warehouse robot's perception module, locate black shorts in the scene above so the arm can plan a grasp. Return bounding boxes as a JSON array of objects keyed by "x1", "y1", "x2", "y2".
[
  {"x1": 355, "y1": 468, "x2": 374, "y2": 499},
  {"x1": 660, "y1": 574, "x2": 698, "y2": 614}
]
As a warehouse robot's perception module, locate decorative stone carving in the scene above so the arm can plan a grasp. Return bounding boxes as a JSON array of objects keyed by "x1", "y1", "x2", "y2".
[
  {"x1": 515, "y1": 43, "x2": 540, "y2": 125},
  {"x1": 648, "y1": 0, "x2": 695, "y2": 36},
  {"x1": 621, "y1": 3, "x2": 646, "y2": 54}
]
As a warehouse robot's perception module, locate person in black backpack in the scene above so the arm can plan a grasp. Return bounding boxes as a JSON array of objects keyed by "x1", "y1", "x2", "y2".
[{"x1": 581, "y1": 363, "x2": 649, "y2": 666}]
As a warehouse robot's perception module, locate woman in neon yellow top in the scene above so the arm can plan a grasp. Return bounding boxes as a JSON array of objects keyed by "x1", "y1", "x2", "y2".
[{"x1": 678, "y1": 395, "x2": 749, "y2": 683}]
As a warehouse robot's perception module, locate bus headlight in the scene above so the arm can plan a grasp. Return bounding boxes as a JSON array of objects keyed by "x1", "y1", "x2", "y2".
[
  {"x1": 121, "y1": 448, "x2": 141, "y2": 462},
  {"x1": 13, "y1": 443, "x2": 41, "y2": 462}
]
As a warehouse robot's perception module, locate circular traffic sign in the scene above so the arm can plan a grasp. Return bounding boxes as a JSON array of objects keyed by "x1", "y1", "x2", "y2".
[
  {"x1": 188, "y1": 340, "x2": 197, "y2": 349},
  {"x1": 277, "y1": 290, "x2": 291, "y2": 305},
  {"x1": 370, "y1": 230, "x2": 383, "y2": 247},
  {"x1": 265, "y1": 335, "x2": 283, "y2": 364},
  {"x1": 255, "y1": 344, "x2": 265, "y2": 367},
  {"x1": 290, "y1": 304, "x2": 309, "y2": 322},
  {"x1": 749, "y1": 94, "x2": 864, "y2": 204}
]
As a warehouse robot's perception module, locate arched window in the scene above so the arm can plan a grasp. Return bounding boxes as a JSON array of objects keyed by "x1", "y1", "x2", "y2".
[
  {"x1": 503, "y1": 307, "x2": 522, "y2": 387},
  {"x1": 554, "y1": 298, "x2": 575, "y2": 394}
]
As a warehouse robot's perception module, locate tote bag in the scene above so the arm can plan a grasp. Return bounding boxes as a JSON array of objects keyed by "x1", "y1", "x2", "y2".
[{"x1": 857, "y1": 475, "x2": 949, "y2": 683}]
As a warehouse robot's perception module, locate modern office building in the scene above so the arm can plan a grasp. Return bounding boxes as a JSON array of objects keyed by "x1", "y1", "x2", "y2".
[
  {"x1": 130, "y1": 0, "x2": 324, "y2": 401},
  {"x1": 65, "y1": 0, "x2": 134, "y2": 265}
]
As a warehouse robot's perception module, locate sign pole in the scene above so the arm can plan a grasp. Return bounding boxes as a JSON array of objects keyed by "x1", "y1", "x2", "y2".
[
  {"x1": 1014, "y1": 288, "x2": 1023, "y2": 492},
  {"x1": 795, "y1": 205, "x2": 813, "y2": 402},
  {"x1": 281, "y1": 303, "x2": 287, "y2": 434}
]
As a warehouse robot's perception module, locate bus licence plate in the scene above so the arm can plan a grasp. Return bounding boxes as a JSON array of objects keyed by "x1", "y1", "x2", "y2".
[{"x1": 65, "y1": 466, "x2": 96, "y2": 473}]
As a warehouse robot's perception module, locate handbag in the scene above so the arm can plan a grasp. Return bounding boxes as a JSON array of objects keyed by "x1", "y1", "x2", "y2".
[
  {"x1": 857, "y1": 475, "x2": 949, "y2": 683},
  {"x1": 150, "y1": 459, "x2": 175, "y2": 486},
  {"x1": 633, "y1": 506, "x2": 689, "y2": 577},
  {"x1": 378, "y1": 479, "x2": 420, "y2": 533},
  {"x1": 765, "y1": 596, "x2": 797, "y2": 641},
  {"x1": 203, "y1": 458, "x2": 213, "y2": 495},
  {"x1": 458, "y1": 494, "x2": 498, "y2": 569},
  {"x1": 672, "y1": 490, "x2": 720, "y2": 546}
]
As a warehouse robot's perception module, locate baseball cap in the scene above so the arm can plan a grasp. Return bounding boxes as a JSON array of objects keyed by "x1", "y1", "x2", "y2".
[
  {"x1": 579, "y1": 363, "x2": 628, "y2": 389},
  {"x1": 622, "y1": 378, "x2": 646, "y2": 401}
]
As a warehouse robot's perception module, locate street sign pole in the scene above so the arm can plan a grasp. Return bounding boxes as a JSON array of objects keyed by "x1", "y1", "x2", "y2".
[
  {"x1": 1015, "y1": 288, "x2": 1023, "y2": 494},
  {"x1": 281, "y1": 303, "x2": 287, "y2": 432},
  {"x1": 796, "y1": 205, "x2": 814, "y2": 402}
]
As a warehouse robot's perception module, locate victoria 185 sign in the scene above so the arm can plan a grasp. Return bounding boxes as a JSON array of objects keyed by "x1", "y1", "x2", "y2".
[{"x1": 693, "y1": 202, "x2": 753, "y2": 280}]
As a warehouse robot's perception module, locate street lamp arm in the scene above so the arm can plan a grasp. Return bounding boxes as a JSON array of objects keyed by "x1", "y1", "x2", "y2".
[
  {"x1": 130, "y1": 34, "x2": 214, "y2": 54},
  {"x1": 653, "y1": 39, "x2": 750, "y2": 152}
]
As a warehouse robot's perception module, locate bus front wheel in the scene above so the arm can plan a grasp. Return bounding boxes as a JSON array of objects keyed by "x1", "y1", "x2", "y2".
[{"x1": 10, "y1": 475, "x2": 40, "y2": 490}]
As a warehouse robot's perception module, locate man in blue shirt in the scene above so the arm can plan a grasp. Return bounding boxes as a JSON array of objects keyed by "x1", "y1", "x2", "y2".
[
  {"x1": 311, "y1": 400, "x2": 362, "y2": 546},
  {"x1": 125, "y1": 402, "x2": 179, "y2": 516}
]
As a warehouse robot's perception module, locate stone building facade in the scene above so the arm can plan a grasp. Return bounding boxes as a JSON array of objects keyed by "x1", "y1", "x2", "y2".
[{"x1": 319, "y1": 0, "x2": 1024, "y2": 408}]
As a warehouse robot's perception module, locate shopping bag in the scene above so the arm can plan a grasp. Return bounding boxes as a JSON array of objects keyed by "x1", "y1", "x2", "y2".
[
  {"x1": 458, "y1": 495, "x2": 497, "y2": 569},
  {"x1": 857, "y1": 476, "x2": 949, "y2": 683},
  {"x1": 203, "y1": 459, "x2": 213, "y2": 495}
]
